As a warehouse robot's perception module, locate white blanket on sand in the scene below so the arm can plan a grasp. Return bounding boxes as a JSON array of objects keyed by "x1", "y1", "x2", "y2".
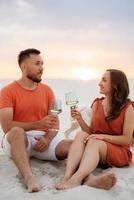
[{"x1": 0, "y1": 107, "x2": 134, "y2": 200}]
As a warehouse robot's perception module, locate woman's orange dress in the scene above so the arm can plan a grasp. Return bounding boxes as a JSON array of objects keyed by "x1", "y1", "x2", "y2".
[{"x1": 91, "y1": 98, "x2": 133, "y2": 167}]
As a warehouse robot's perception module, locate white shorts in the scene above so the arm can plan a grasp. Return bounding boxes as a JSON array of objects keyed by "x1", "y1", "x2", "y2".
[{"x1": 2, "y1": 130, "x2": 63, "y2": 161}]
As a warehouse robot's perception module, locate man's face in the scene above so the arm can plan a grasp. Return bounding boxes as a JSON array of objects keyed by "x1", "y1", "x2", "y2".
[{"x1": 23, "y1": 54, "x2": 44, "y2": 83}]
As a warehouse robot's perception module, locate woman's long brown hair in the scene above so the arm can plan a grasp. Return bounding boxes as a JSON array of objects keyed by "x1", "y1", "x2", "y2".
[{"x1": 106, "y1": 69, "x2": 130, "y2": 120}]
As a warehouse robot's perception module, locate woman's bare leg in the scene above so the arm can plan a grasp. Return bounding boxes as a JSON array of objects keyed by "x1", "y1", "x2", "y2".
[
  {"x1": 58, "y1": 139, "x2": 109, "y2": 189},
  {"x1": 55, "y1": 131, "x2": 88, "y2": 189},
  {"x1": 83, "y1": 173, "x2": 117, "y2": 190}
]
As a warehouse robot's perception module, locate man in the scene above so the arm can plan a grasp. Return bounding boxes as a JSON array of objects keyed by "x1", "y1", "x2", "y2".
[{"x1": 0, "y1": 48, "x2": 72, "y2": 192}]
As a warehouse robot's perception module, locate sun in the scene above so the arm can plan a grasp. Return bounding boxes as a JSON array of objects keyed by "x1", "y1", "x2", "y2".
[{"x1": 73, "y1": 67, "x2": 99, "y2": 80}]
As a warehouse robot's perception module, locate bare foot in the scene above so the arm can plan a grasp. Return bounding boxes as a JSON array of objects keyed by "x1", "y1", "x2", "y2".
[
  {"x1": 57, "y1": 174, "x2": 82, "y2": 190},
  {"x1": 83, "y1": 173, "x2": 117, "y2": 190},
  {"x1": 24, "y1": 175, "x2": 41, "y2": 193},
  {"x1": 55, "y1": 173, "x2": 72, "y2": 190}
]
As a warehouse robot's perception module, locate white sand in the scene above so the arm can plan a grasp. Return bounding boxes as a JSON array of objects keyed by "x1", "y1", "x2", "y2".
[{"x1": 0, "y1": 108, "x2": 134, "y2": 200}]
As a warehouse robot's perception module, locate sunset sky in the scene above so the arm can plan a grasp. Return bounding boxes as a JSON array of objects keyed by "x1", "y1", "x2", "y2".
[{"x1": 0, "y1": 0, "x2": 134, "y2": 80}]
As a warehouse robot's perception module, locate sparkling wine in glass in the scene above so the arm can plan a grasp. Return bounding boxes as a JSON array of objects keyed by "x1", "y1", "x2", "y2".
[
  {"x1": 49, "y1": 99, "x2": 62, "y2": 116},
  {"x1": 65, "y1": 92, "x2": 79, "y2": 121},
  {"x1": 49, "y1": 99, "x2": 62, "y2": 132}
]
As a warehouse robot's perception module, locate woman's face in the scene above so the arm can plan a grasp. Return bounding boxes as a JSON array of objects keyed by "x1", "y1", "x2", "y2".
[{"x1": 98, "y1": 71, "x2": 111, "y2": 95}]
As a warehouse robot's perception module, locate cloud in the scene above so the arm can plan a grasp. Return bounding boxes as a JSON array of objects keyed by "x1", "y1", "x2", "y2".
[
  {"x1": 0, "y1": 0, "x2": 134, "y2": 79},
  {"x1": 16, "y1": 0, "x2": 31, "y2": 7}
]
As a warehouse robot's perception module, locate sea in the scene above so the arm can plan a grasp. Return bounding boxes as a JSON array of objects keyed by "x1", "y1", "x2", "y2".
[{"x1": 0, "y1": 79, "x2": 133, "y2": 107}]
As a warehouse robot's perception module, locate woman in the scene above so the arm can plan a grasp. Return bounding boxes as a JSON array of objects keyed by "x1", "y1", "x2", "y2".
[{"x1": 56, "y1": 69, "x2": 134, "y2": 190}]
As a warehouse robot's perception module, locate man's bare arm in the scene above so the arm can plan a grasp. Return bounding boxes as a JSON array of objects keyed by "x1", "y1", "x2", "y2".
[{"x1": 0, "y1": 107, "x2": 58, "y2": 133}]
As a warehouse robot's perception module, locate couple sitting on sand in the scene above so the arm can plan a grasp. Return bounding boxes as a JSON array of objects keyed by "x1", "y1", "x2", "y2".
[{"x1": 0, "y1": 48, "x2": 133, "y2": 192}]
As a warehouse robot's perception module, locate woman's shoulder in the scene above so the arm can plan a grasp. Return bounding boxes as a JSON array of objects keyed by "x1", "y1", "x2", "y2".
[
  {"x1": 125, "y1": 101, "x2": 134, "y2": 112},
  {"x1": 121, "y1": 100, "x2": 134, "y2": 110},
  {"x1": 130, "y1": 101, "x2": 134, "y2": 107},
  {"x1": 91, "y1": 97, "x2": 104, "y2": 108}
]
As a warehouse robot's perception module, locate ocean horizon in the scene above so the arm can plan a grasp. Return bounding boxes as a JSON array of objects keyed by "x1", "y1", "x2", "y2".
[{"x1": 0, "y1": 78, "x2": 133, "y2": 107}]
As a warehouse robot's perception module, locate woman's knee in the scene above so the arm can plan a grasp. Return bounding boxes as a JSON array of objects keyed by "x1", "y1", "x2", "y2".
[
  {"x1": 86, "y1": 139, "x2": 107, "y2": 163},
  {"x1": 87, "y1": 139, "x2": 106, "y2": 149},
  {"x1": 75, "y1": 131, "x2": 89, "y2": 141}
]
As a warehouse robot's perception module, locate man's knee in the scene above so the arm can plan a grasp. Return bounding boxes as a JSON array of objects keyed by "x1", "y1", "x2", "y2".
[
  {"x1": 6, "y1": 127, "x2": 25, "y2": 144},
  {"x1": 55, "y1": 139, "x2": 73, "y2": 160},
  {"x1": 59, "y1": 139, "x2": 72, "y2": 153},
  {"x1": 63, "y1": 139, "x2": 73, "y2": 153}
]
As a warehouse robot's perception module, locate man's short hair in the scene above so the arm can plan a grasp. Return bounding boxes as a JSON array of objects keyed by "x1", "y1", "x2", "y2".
[{"x1": 18, "y1": 48, "x2": 40, "y2": 66}]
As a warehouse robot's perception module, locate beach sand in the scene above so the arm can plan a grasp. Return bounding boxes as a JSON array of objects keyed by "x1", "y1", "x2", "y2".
[{"x1": 0, "y1": 107, "x2": 134, "y2": 200}]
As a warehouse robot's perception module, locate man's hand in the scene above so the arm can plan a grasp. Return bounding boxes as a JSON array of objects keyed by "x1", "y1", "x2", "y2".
[
  {"x1": 33, "y1": 137, "x2": 50, "y2": 152},
  {"x1": 40, "y1": 115, "x2": 59, "y2": 130}
]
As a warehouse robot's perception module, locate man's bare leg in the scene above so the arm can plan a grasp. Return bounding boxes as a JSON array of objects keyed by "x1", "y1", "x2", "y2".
[
  {"x1": 55, "y1": 139, "x2": 73, "y2": 160},
  {"x1": 7, "y1": 127, "x2": 40, "y2": 192}
]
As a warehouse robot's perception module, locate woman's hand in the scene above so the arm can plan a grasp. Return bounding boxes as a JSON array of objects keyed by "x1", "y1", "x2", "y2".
[
  {"x1": 71, "y1": 108, "x2": 83, "y2": 122},
  {"x1": 84, "y1": 134, "x2": 106, "y2": 143}
]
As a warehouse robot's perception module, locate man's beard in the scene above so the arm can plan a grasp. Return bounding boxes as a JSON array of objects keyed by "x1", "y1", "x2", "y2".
[{"x1": 27, "y1": 74, "x2": 42, "y2": 83}]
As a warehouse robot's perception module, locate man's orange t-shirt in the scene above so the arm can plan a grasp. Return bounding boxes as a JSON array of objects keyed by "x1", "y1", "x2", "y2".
[{"x1": 0, "y1": 81, "x2": 55, "y2": 130}]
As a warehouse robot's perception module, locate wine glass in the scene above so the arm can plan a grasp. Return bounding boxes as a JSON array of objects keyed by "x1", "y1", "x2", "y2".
[
  {"x1": 49, "y1": 99, "x2": 62, "y2": 116},
  {"x1": 49, "y1": 99, "x2": 62, "y2": 131},
  {"x1": 65, "y1": 92, "x2": 79, "y2": 121}
]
